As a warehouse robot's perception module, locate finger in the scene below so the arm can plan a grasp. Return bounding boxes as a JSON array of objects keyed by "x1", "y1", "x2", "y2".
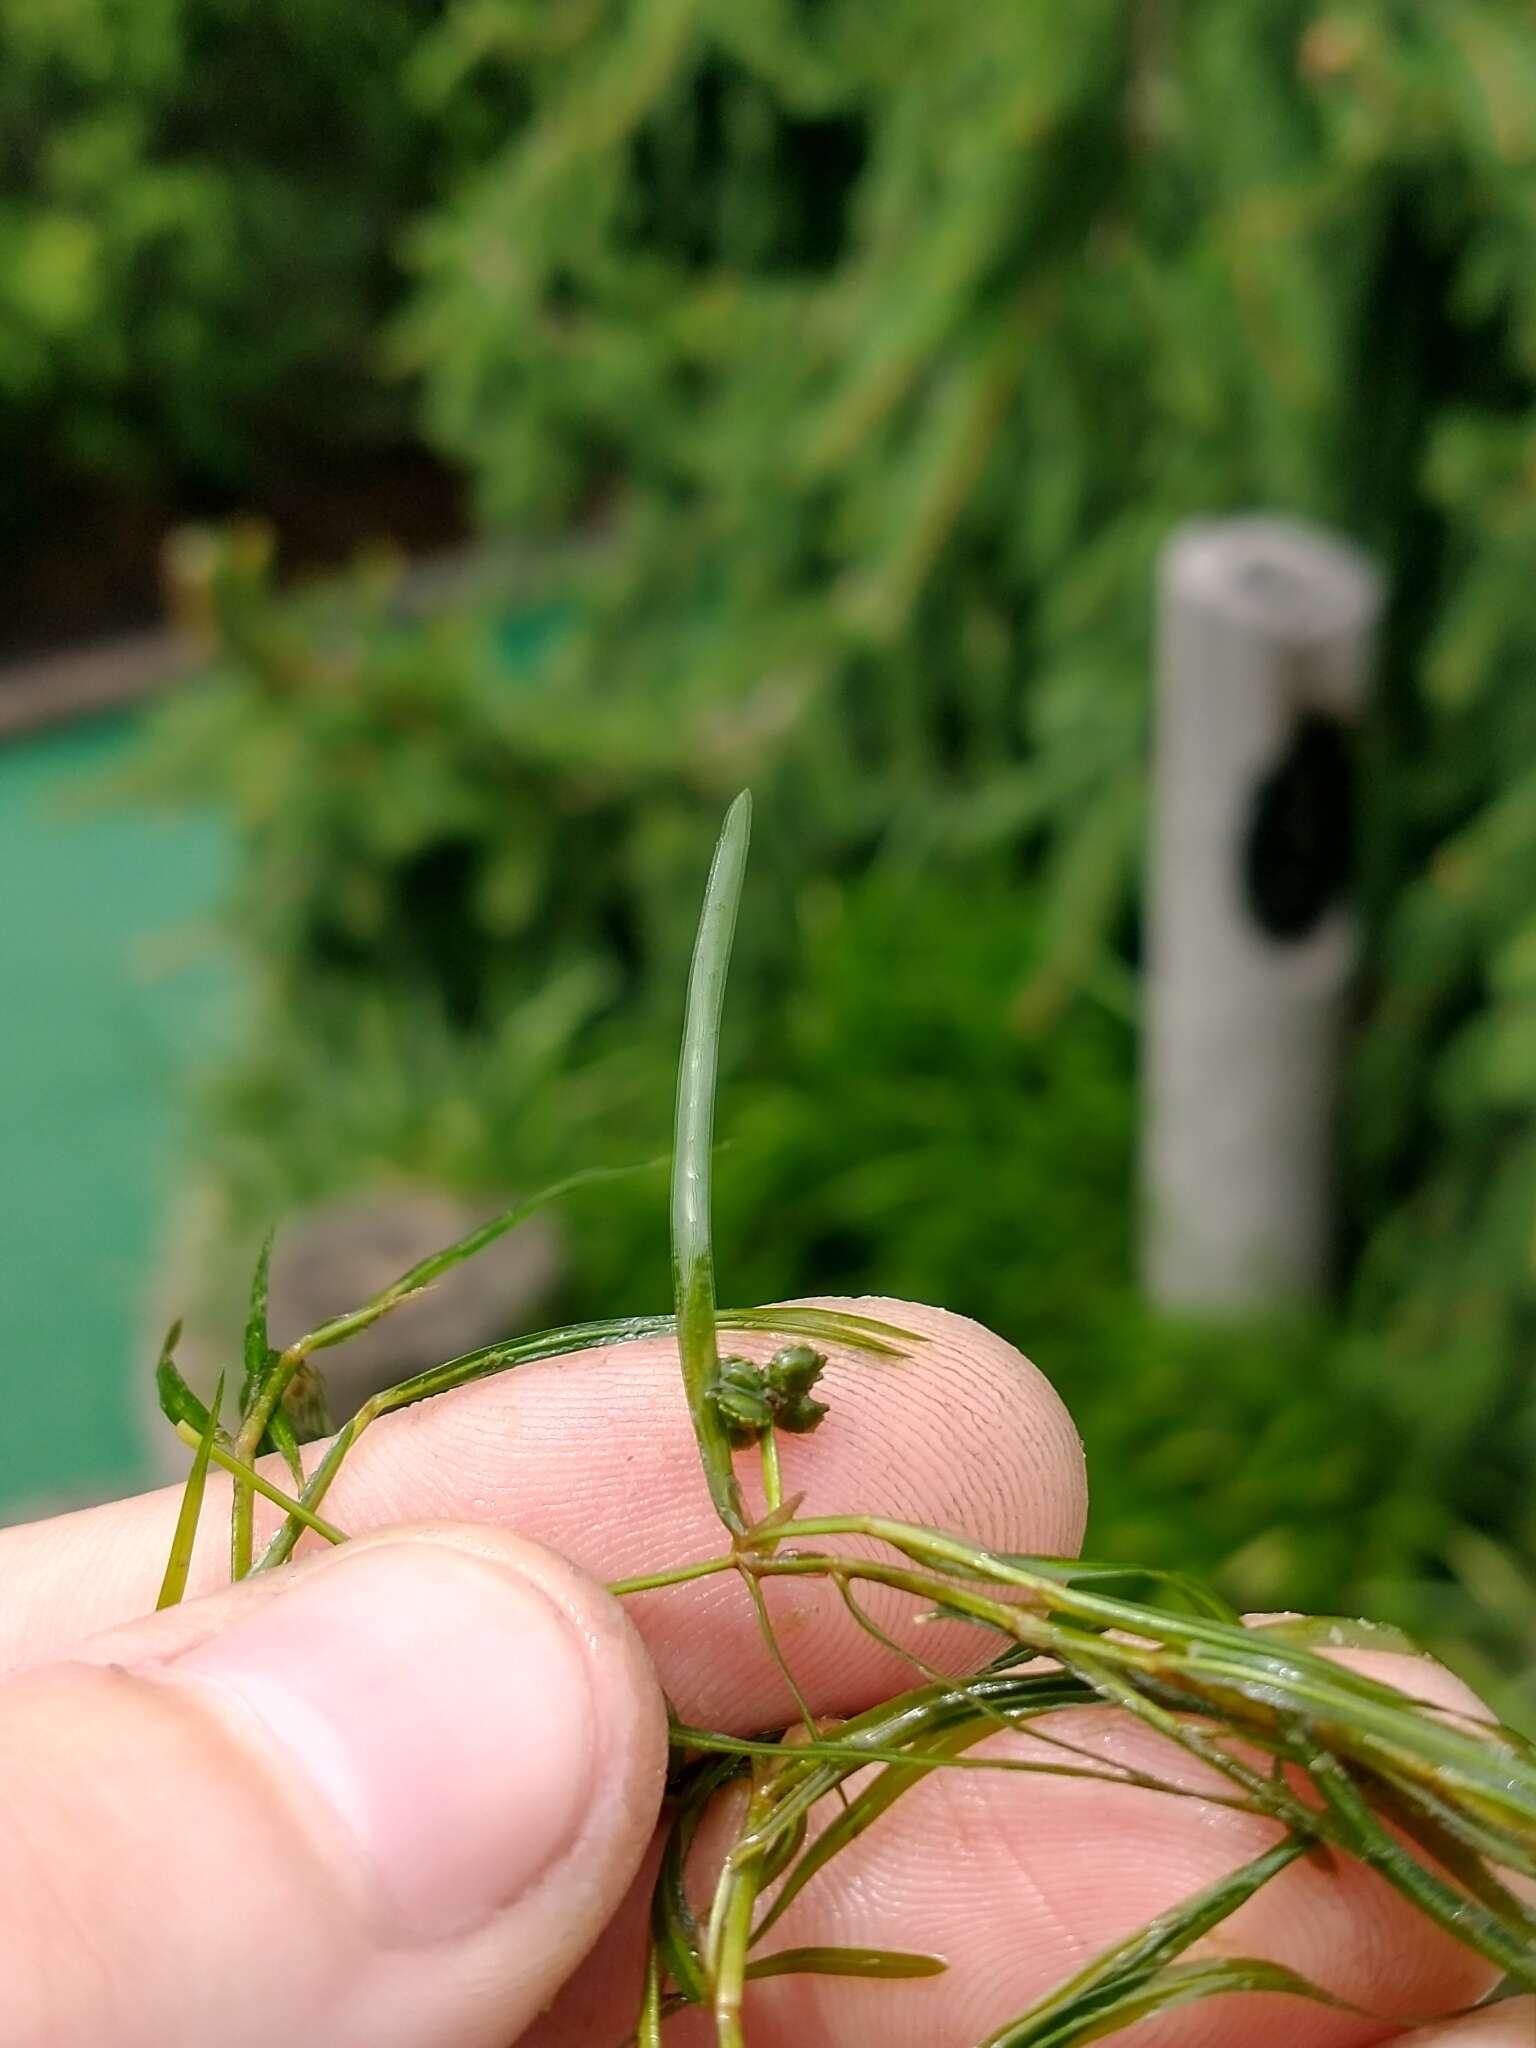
[
  {"x1": 525, "y1": 1645, "x2": 1512, "y2": 2048},
  {"x1": 0, "y1": 1523, "x2": 666, "y2": 2048},
  {"x1": 1409, "y1": 2003, "x2": 1536, "y2": 2045},
  {"x1": 0, "y1": 1300, "x2": 1087, "y2": 1730}
]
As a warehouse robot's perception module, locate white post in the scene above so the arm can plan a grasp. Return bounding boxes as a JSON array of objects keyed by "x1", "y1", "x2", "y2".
[{"x1": 1142, "y1": 515, "x2": 1383, "y2": 1311}]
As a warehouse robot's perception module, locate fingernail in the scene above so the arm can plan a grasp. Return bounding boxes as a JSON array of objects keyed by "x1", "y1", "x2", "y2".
[{"x1": 163, "y1": 1543, "x2": 597, "y2": 1941}]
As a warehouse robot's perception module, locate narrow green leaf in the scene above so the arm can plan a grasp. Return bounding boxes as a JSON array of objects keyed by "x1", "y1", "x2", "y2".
[
  {"x1": 266, "y1": 1405, "x2": 306, "y2": 1491},
  {"x1": 993, "y1": 1957, "x2": 1357, "y2": 2047},
  {"x1": 340, "y1": 1303, "x2": 919, "y2": 1429},
  {"x1": 1307, "y1": 1744, "x2": 1536, "y2": 1985},
  {"x1": 974, "y1": 1837, "x2": 1308, "y2": 2047},
  {"x1": 729, "y1": 1673, "x2": 1124, "y2": 1935},
  {"x1": 671, "y1": 790, "x2": 753, "y2": 1535},
  {"x1": 1023, "y1": 1557, "x2": 1242, "y2": 1623},
  {"x1": 752, "y1": 1721, "x2": 991, "y2": 1938},
  {"x1": 297, "y1": 1284, "x2": 429, "y2": 1358},
  {"x1": 746, "y1": 1946, "x2": 947, "y2": 1982},
  {"x1": 156, "y1": 1372, "x2": 224, "y2": 1611},
  {"x1": 1401, "y1": 1766, "x2": 1536, "y2": 1885},
  {"x1": 240, "y1": 1227, "x2": 274, "y2": 1417},
  {"x1": 397, "y1": 1162, "x2": 661, "y2": 1293},
  {"x1": 673, "y1": 1725, "x2": 1094, "y2": 1777},
  {"x1": 1366, "y1": 1777, "x2": 1536, "y2": 1957},
  {"x1": 154, "y1": 1321, "x2": 207, "y2": 1432},
  {"x1": 741, "y1": 1565, "x2": 819, "y2": 1741},
  {"x1": 651, "y1": 1755, "x2": 743, "y2": 2009},
  {"x1": 1248, "y1": 1612, "x2": 1421, "y2": 1657},
  {"x1": 723, "y1": 1304, "x2": 922, "y2": 1357},
  {"x1": 765, "y1": 1665, "x2": 1095, "y2": 1752},
  {"x1": 297, "y1": 1163, "x2": 658, "y2": 1360}
]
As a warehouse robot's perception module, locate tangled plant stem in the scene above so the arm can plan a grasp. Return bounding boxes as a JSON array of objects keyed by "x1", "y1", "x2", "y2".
[{"x1": 153, "y1": 793, "x2": 1536, "y2": 2043}]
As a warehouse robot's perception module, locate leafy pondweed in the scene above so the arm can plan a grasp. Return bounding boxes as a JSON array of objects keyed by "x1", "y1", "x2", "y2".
[{"x1": 156, "y1": 793, "x2": 1536, "y2": 2043}]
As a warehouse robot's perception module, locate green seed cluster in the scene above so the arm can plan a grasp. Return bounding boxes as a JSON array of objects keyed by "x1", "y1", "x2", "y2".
[{"x1": 706, "y1": 1344, "x2": 829, "y2": 1447}]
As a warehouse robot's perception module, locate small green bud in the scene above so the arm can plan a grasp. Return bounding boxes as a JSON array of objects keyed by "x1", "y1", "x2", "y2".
[
  {"x1": 282, "y1": 1360, "x2": 335, "y2": 1444},
  {"x1": 776, "y1": 1389, "x2": 829, "y2": 1435},
  {"x1": 707, "y1": 1356, "x2": 776, "y2": 1445},
  {"x1": 766, "y1": 1342, "x2": 825, "y2": 1400},
  {"x1": 716, "y1": 1355, "x2": 765, "y2": 1393}
]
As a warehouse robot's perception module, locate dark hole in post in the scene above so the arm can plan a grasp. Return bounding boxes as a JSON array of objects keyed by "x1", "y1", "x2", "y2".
[
  {"x1": 1238, "y1": 558, "x2": 1302, "y2": 608},
  {"x1": 1242, "y1": 711, "x2": 1355, "y2": 941}
]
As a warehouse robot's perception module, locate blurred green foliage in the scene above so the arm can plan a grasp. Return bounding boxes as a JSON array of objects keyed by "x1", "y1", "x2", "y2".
[
  {"x1": 400, "y1": 0, "x2": 1536, "y2": 1614},
  {"x1": 0, "y1": 0, "x2": 451, "y2": 556},
  {"x1": 125, "y1": 2, "x2": 1536, "y2": 1709},
  {"x1": 126, "y1": 544, "x2": 1534, "y2": 1729}
]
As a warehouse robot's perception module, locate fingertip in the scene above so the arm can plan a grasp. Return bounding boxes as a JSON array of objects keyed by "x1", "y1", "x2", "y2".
[{"x1": 781, "y1": 1296, "x2": 1089, "y2": 1557}]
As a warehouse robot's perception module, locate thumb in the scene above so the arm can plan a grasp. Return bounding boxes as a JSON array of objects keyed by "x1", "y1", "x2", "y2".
[
  {"x1": 1412, "y1": 2005, "x2": 1536, "y2": 2045},
  {"x1": 0, "y1": 1523, "x2": 667, "y2": 2048}
]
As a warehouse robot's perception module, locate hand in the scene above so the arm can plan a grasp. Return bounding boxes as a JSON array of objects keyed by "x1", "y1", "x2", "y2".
[{"x1": 0, "y1": 1302, "x2": 1527, "y2": 2047}]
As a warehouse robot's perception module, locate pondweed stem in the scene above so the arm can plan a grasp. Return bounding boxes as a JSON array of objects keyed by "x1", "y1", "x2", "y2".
[
  {"x1": 157, "y1": 1373, "x2": 223, "y2": 1610},
  {"x1": 705, "y1": 1777, "x2": 773, "y2": 2048},
  {"x1": 671, "y1": 789, "x2": 752, "y2": 1537},
  {"x1": 608, "y1": 1555, "x2": 740, "y2": 1598},
  {"x1": 758, "y1": 1429, "x2": 782, "y2": 1516},
  {"x1": 636, "y1": 1947, "x2": 665, "y2": 2048},
  {"x1": 171, "y1": 1421, "x2": 347, "y2": 1544}
]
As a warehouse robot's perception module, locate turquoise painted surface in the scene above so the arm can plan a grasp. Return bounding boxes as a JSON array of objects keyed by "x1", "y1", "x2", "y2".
[
  {"x1": 0, "y1": 713, "x2": 232, "y2": 1518},
  {"x1": 0, "y1": 609, "x2": 557, "y2": 1522}
]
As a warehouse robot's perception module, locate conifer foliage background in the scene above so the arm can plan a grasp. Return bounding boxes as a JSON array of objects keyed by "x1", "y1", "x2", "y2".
[
  {"x1": 135, "y1": 2, "x2": 1536, "y2": 1703},
  {"x1": 405, "y1": 0, "x2": 1536, "y2": 1564}
]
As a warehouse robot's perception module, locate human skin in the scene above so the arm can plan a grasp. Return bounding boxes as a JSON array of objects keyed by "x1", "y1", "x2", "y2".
[{"x1": 0, "y1": 1301, "x2": 1528, "y2": 2047}]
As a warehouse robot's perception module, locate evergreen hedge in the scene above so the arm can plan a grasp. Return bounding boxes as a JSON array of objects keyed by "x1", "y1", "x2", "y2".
[{"x1": 0, "y1": 0, "x2": 451, "y2": 581}]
